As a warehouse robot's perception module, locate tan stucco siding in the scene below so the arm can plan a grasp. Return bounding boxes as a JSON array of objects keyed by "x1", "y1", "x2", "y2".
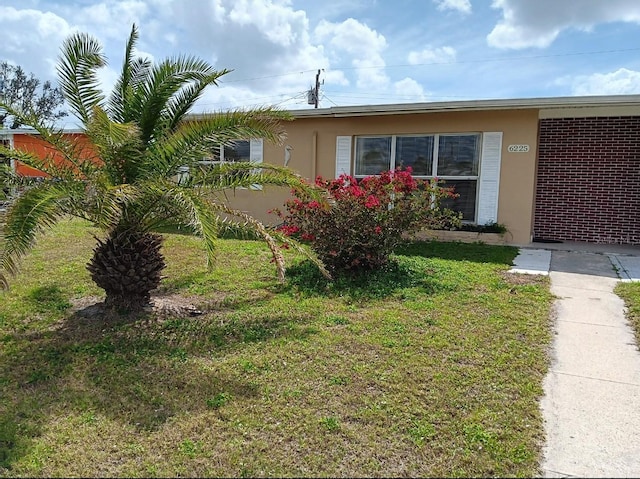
[
  {"x1": 301, "y1": 110, "x2": 539, "y2": 244},
  {"x1": 225, "y1": 109, "x2": 540, "y2": 243}
]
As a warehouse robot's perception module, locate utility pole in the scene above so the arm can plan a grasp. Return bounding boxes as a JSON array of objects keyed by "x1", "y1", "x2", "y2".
[
  {"x1": 307, "y1": 69, "x2": 322, "y2": 108},
  {"x1": 314, "y1": 69, "x2": 320, "y2": 108}
]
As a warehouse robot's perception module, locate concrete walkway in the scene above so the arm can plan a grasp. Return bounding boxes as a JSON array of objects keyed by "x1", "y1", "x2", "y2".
[{"x1": 510, "y1": 246, "x2": 640, "y2": 477}]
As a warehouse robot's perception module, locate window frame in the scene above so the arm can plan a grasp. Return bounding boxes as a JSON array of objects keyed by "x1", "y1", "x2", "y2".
[
  {"x1": 198, "y1": 139, "x2": 263, "y2": 190},
  {"x1": 353, "y1": 132, "x2": 482, "y2": 222},
  {"x1": 199, "y1": 139, "x2": 252, "y2": 166}
]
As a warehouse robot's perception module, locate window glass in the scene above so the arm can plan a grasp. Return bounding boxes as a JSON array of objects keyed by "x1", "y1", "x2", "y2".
[
  {"x1": 440, "y1": 179, "x2": 477, "y2": 221},
  {"x1": 437, "y1": 135, "x2": 480, "y2": 176},
  {"x1": 223, "y1": 140, "x2": 251, "y2": 162},
  {"x1": 396, "y1": 136, "x2": 433, "y2": 176},
  {"x1": 355, "y1": 137, "x2": 392, "y2": 176}
]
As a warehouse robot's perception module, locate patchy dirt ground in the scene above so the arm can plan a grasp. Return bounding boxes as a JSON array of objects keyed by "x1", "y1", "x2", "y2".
[{"x1": 70, "y1": 293, "x2": 207, "y2": 320}]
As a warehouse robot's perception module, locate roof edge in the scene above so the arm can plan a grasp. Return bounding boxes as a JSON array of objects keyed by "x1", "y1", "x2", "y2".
[
  {"x1": 0, "y1": 127, "x2": 84, "y2": 135},
  {"x1": 290, "y1": 94, "x2": 640, "y2": 118}
]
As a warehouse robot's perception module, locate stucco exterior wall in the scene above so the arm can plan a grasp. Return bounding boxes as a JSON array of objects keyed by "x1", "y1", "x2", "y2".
[{"x1": 228, "y1": 109, "x2": 540, "y2": 244}]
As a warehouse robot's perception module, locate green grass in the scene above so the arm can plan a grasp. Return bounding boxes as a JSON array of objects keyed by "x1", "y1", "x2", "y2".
[
  {"x1": 0, "y1": 218, "x2": 554, "y2": 477},
  {"x1": 616, "y1": 282, "x2": 640, "y2": 348}
]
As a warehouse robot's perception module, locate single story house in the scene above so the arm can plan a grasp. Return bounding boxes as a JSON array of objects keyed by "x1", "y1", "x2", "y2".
[
  {"x1": 3, "y1": 94, "x2": 640, "y2": 246},
  {"x1": 225, "y1": 94, "x2": 640, "y2": 246}
]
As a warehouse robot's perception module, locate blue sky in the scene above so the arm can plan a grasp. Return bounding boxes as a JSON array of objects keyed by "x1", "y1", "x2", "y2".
[{"x1": 2, "y1": 0, "x2": 640, "y2": 121}]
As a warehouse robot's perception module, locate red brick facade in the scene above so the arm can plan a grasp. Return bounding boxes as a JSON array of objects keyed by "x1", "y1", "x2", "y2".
[{"x1": 534, "y1": 116, "x2": 640, "y2": 245}]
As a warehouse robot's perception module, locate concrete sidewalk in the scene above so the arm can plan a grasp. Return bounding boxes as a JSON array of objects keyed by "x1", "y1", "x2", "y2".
[{"x1": 510, "y1": 248, "x2": 640, "y2": 477}]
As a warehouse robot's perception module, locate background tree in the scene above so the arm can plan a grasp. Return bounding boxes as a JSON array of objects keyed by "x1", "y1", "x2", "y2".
[
  {"x1": 0, "y1": 62, "x2": 67, "y2": 129},
  {"x1": 0, "y1": 25, "x2": 324, "y2": 312}
]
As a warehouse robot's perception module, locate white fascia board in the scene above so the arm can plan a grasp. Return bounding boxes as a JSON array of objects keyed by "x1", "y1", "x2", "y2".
[
  {"x1": 0, "y1": 127, "x2": 84, "y2": 135},
  {"x1": 289, "y1": 95, "x2": 640, "y2": 119}
]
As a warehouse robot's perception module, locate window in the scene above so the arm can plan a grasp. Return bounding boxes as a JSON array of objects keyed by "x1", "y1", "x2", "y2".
[
  {"x1": 223, "y1": 140, "x2": 251, "y2": 162},
  {"x1": 353, "y1": 133, "x2": 481, "y2": 221},
  {"x1": 396, "y1": 136, "x2": 434, "y2": 176},
  {"x1": 354, "y1": 137, "x2": 391, "y2": 176},
  {"x1": 194, "y1": 139, "x2": 263, "y2": 189},
  {"x1": 201, "y1": 140, "x2": 252, "y2": 166}
]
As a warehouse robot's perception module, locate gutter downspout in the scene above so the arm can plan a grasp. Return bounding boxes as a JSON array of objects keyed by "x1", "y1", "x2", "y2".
[{"x1": 311, "y1": 131, "x2": 317, "y2": 180}]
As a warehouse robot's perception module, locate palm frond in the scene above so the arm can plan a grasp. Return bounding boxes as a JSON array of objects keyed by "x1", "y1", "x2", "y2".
[
  {"x1": 0, "y1": 106, "x2": 100, "y2": 182},
  {"x1": 108, "y1": 24, "x2": 141, "y2": 122},
  {"x1": 190, "y1": 161, "x2": 322, "y2": 195},
  {"x1": 128, "y1": 56, "x2": 226, "y2": 143},
  {"x1": 56, "y1": 32, "x2": 107, "y2": 123},
  {"x1": 121, "y1": 180, "x2": 219, "y2": 262},
  {"x1": 146, "y1": 108, "x2": 291, "y2": 178},
  {"x1": 70, "y1": 181, "x2": 139, "y2": 231},
  {"x1": 111, "y1": 56, "x2": 152, "y2": 123},
  {"x1": 265, "y1": 226, "x2": 332, "y2": 280},
  {"x1": 84, "y1": 105, "x2": 143, "y2": 184},
  {"x1": 209, "y1": 201, "x2": 288, "y2": 282},
  {"x1": 0, "y1": 182, "x2": 70, "y2": 288},
  {"x1": 163, "y1": 69, "x2": 230, "y2": 131}
]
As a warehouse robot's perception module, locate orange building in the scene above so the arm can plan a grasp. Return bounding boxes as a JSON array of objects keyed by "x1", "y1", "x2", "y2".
[{"x1": 1, "y1": 129, "x2": 92, "y2": 177}]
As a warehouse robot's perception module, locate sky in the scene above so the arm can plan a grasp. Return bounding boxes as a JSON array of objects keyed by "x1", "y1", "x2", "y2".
[{"x1": 2, "y1": 0, "x2": 640, "y2": 124}]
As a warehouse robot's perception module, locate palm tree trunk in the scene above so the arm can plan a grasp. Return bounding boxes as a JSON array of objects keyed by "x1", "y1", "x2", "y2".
[{"x1": 87, "y1": 229, "x2": 166, "y2": 312}]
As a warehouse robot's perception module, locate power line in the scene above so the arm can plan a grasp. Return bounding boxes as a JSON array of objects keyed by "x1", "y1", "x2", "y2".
[
  {"x1": 321, "y1": 93, "x2": 340, "y2": 107},
  {"x1": 192, "y1": 90, "x2": 313, "y2": 111},
  {"x1": 192, "y1": 45, "x2": 640, "y2": 110},
  {"x1": 330, "y1": 47, "x2": 640, "y2": 71},
  {"x1": 218, "y1": 47, "x2": 640, "y2": 85}
]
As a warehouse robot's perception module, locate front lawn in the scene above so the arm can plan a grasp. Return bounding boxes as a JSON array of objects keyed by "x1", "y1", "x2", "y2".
[
  {"x1": 0, "y1": 219, "x2": 553, "y2": 477},
  {"x1": 616, "y1": 282, "x2": 640, "y2": 348}
]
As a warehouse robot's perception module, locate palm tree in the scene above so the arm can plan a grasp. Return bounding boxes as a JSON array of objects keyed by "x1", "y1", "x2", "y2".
[
  {"x1": 0, "y1": 162, "x2": 12, "y2": 201},
  {"x1": 0, "y1": 25, "x2": 323, "y2": 312}
]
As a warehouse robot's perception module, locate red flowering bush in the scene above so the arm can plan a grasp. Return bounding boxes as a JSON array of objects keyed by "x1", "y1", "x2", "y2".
[{"x1": 274, "y1": 168, "x2": 461, "y2": 274}]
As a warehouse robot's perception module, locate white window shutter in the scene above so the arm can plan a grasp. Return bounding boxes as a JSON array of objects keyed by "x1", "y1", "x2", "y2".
[
  {"x1": 477, "y1": 132, "x2": 502, "y2": 225},
  {"x1": 248, "y1": 138, "x2": 264, "y2": 190},
  {"x1": 249, "y1": 138, "x2": 263, "y2": 163},
  {"x1": 335, "y1": 136, "x2": 352, "y2": 178}
]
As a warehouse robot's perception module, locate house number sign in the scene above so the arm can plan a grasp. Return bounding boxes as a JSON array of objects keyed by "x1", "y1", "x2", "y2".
[{"x1": 507, "y1": 144, "x2": 530, "y2": 152}]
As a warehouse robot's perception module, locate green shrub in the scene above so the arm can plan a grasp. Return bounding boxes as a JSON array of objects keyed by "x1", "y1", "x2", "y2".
[{"x1": 274, "y1": 168, "x2": 461, "y2": 274}]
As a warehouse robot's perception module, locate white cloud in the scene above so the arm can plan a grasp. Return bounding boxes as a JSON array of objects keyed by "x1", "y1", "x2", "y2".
[
  {"x1": 393, "y1": 78, "x2": 428, "y2": 102},
  {"x1": 314, "y1": 18, "x2": 389, "y2": 89},
  {"x1": 563, "y1": 68, "x2": 640, "y2": 96},
  {"x1": 433, "y1": 0, "x2": 471, "y2": 14},
  {"x1": 196, "y1": 83, "x2": 313, "y2": 111},
  {"x1": 323, "y1": 69, "x2": 349, "y2": 88},
  {"x1": 488, "y1": 0, "x2": 640, "y2": 49},
  {"x1": 160, "y1": 0, "x2": 327, "y2": 102},
  {"x1": 227, "y1": 0, "x2": 308, "y2": 47},
  {"x1": 408, "y1": 46, "x2": 456, "y2": 65},
  {"x1": 75, "y1": 1, "x2": 149, "y2": 36},
  {"x1": 0, "y1": 7, "x2": 73, "y2": 77}
]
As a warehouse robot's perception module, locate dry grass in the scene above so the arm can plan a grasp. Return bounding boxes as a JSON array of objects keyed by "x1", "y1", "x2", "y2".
[{"x1": 0, "y1": 219, "x2": 554, "y2": 477}]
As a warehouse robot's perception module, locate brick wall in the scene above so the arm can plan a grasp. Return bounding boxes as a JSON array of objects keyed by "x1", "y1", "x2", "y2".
[{"x1": 534, "y1": 116, "x2": 640, "y2": 245}]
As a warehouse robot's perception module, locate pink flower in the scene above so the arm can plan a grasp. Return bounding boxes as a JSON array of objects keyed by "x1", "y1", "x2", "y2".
[
  {"x1": 349, "y1": 185, "x2": 365, "y2": 197},
  {"x1": 364, "y1": 195, "x2": 380, "y2": 208},
  {"x1": 277, "y1": 224, "x2": 299, "y2": 236},
  {"x1": 374, "y1": 226, "x2": 382, "y2": 234}
]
